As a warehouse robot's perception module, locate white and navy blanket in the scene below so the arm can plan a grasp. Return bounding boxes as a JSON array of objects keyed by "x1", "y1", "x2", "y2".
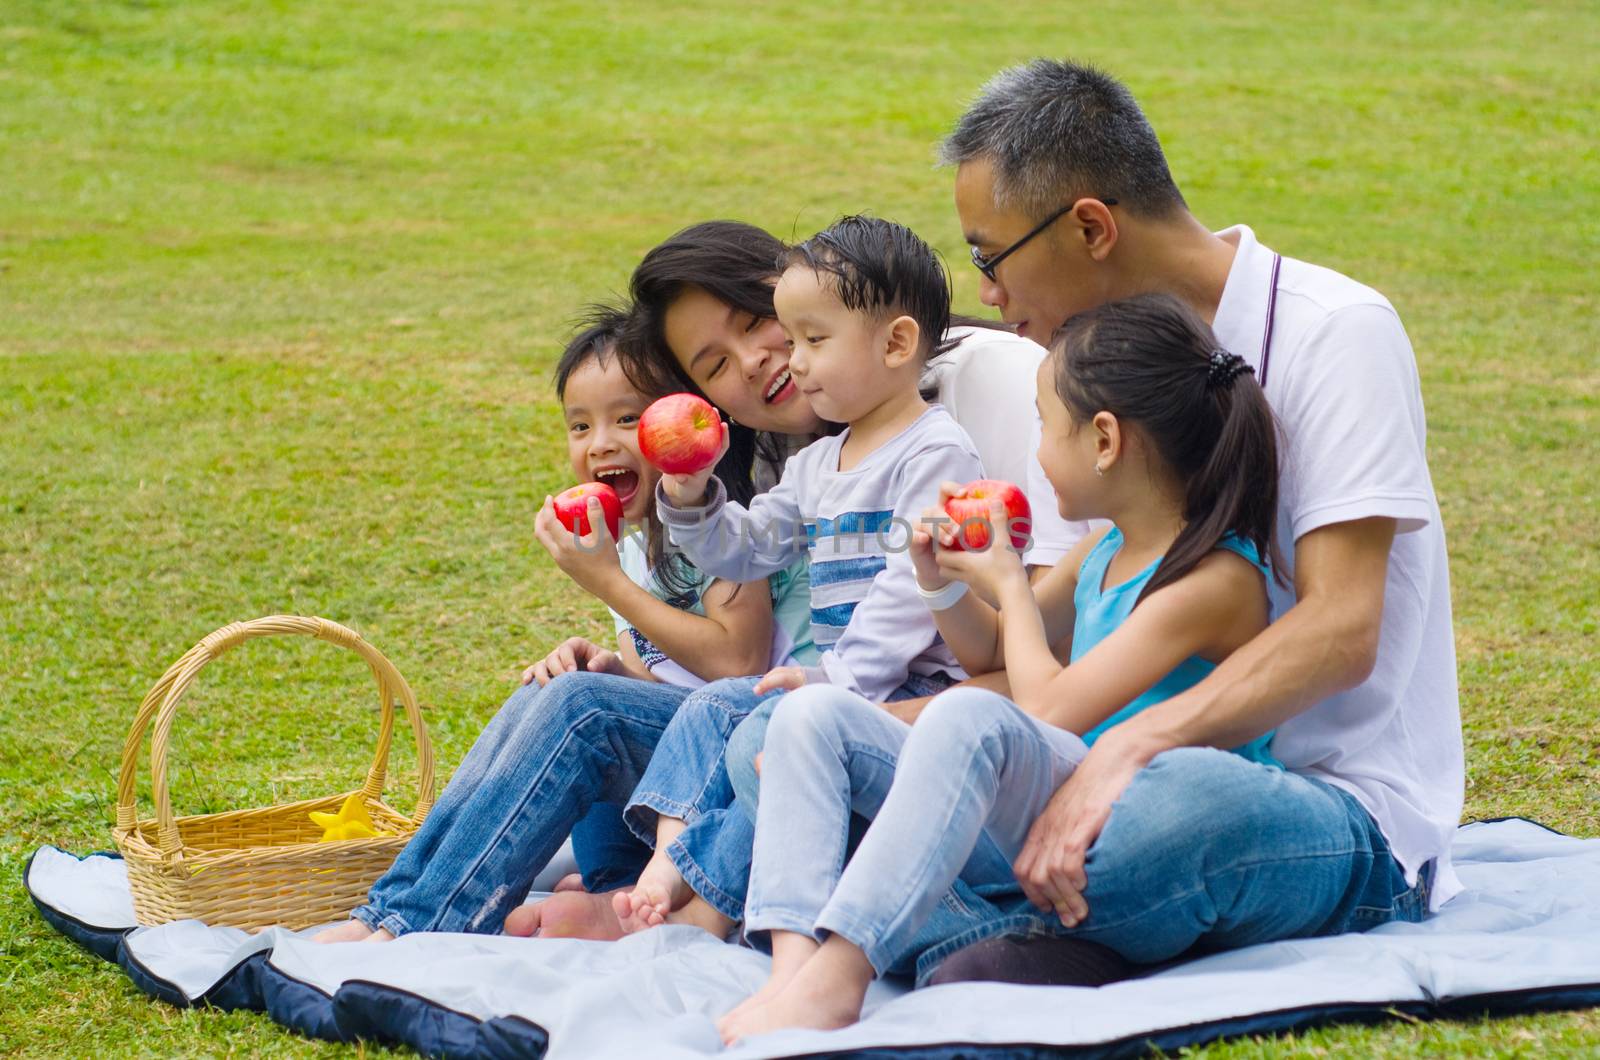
[{"x1": 26, "y1": 818, "x2": 1600, "y2": 1058}]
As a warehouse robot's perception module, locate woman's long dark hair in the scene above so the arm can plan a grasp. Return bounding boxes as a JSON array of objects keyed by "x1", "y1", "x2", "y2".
[
  {"x1": 618, "y1": 219, "x2": 1009, "y2": 498},
  {"x1": 555, "y1": 304, "x2": 700, "y2": 601},
  {"x1": 1051, "y1": 293, "x2": 1285, "y2": 606},
  {"x1": 619, "y1": 221, "x2": 791, "y2": 507}
]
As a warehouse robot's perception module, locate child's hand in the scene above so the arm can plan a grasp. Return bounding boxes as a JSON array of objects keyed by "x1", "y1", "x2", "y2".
[
  {"x1": 521, "y1": 637, "x2": 627, "y2": 687},
  {"x1": 753, "y1": 665, "x2": 808, "y2": 696},
  {"x1": 656, "y1": 421, "x2": 731, "y2": 508},
  {"x1": 934, "y1": 497, "x2": 1029, "y2": 600},
  {"x1": 534, "y1": 495, "x2": 624, "y2": 593},
  {"x1": 910, "y1": 494, "x2": 964, "y2": 590}
]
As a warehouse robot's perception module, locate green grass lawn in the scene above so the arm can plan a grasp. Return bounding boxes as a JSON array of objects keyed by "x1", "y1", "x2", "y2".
[{"x1": 2, "y1": 0, "x2": 1595, "y2": 1054}]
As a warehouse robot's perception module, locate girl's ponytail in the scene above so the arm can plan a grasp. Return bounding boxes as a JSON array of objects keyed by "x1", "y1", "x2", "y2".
[
  {"x1": 1149, "y1": 354, "x2": 1283, "y2": 605},
  {"x1": 1051, "y1": 294, "x2": 1286, "y2": 607}
]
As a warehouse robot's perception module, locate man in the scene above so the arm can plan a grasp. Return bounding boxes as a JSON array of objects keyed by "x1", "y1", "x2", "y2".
[{"x1": 928, "y1": 59, "x2": 1463, "y2": 980}]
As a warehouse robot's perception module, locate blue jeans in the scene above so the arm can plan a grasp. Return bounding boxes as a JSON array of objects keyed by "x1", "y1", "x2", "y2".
[
  {"x1": 725, "y1": 669, "x2": 955, "y2": 812},
  {"x1": 352, "y1": 672, "x2": 691, "y2": 937},
  {"x1": 746, "y1": 685, "x2": 1429, "y2": 983},
  {"x1": 625, "y1": 672, "x2": 953, "y2": 923},
  {"x1": 624, "y1": 678, "x2": 778, "y2": 922},
  {"x1": 570, "y1": 803, "x2": 651, "y2": 892}
]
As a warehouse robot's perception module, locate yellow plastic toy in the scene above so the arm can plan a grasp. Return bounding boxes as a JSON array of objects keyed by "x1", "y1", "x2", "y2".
[{"x1": 309, "y1": 793, "x2": 386, "y2": 841}]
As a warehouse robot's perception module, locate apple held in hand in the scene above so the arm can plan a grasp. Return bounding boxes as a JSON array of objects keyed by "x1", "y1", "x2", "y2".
[
  {"x1": 553, "y1": 482, "x2": 623, "y2": 540},
  {"x1": 943, "y1": 479, "x2": 1032, "y2": 551},
  {"x1": 639, "y1": 393, "x2": 724, "y2": 475}
]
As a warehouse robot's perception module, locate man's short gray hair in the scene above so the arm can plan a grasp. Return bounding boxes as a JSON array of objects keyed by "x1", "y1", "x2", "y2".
[{"x1": 939, "y1": 60, "x2": 1186, "y2": 219}]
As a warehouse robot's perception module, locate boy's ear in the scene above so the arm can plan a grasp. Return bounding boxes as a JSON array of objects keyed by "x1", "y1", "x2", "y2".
[{"x1": 883, "y1": 315, "x2": 921, "y2": 369}]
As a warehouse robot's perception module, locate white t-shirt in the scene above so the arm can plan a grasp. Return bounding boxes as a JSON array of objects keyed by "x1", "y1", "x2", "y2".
[
  {"x1": 1211, "y1": 224, "x2": 1464, "y2": 911},
  {"x1": 924, "y1": 326, "x2": 1089, "y2": 566},
  {"x1": 759, "y1": 327, "x2": 1084, "y2": 566}
]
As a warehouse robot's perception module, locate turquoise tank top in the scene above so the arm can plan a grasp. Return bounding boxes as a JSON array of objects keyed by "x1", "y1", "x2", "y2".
[{"x1": 1072, "y1": 528, "x2": 1280, "y2": 767}]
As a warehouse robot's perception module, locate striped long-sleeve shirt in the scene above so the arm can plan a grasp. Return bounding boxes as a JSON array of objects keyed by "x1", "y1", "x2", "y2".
[{"x1": 657, "y1": 405, "x2": 982, "y2": 702}]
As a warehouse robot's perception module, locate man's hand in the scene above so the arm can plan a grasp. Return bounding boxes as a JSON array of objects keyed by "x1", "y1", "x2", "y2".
[
  {"x1": 521, "y1": 636, "x2": 627, "y2": 687},
  {"x1": 1012, "y1": 727, "x2": 1155, "y2": 926},
  {"x1": 753, "y1": 665, "x2": 808, "y2": 696}
]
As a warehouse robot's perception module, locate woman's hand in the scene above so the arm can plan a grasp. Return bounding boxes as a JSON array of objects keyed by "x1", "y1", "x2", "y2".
[
  {"x1": 933, "y1": 496, "x2": 1029, "y2": 601},
  {"x1": 657, "y1": 422, "x2": 732, "y2": 508},
  {"x1": 753, "y1": 665, "x2": 808, "y2": 696},
  {"x1": 521, "y1": 636, "x2": 628, "y2": 687},
  {"x1": 533, "y1": 495, "x2": 624, "y2": 594}
]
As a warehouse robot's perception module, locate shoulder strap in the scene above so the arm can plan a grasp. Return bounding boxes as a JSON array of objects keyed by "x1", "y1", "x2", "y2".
[
  {"x1": 1214, "y1": 533, "x2": 1271, "y2": 579},
  {"x1": 1259, "y1": 253, "x2": 1283, "y2": 386},
  {"x1": 1076, "y1": 528, "x2": 1122, "y2": 593}
]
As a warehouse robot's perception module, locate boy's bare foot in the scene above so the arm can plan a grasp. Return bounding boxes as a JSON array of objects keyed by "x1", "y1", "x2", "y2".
[
  {"x1": 505, "y1": 890, "x2": 627, "y2": 940},
  {"x1": 312, "y1": 919, "x2": 376, "y2": 943},
  {"x1": 718, "y1": 938, "x2": 873, "y2": 1045},
  {"x1": 614, "y1": 850, "x2": 693, "y2": 934}
]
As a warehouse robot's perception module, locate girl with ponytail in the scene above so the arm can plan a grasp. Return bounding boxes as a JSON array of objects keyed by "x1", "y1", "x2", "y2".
[{"x1": 719, "y1": 292, "x2": 1287, "y2": 1044}]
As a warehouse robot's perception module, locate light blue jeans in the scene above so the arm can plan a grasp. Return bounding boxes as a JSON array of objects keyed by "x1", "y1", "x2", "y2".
[
  {"x1": 745, "y1": 685, "x2": 1430, "y2": 981},
  {"x1": 353, "y1": 672, "x2": 692, "y2": 937},
  {"x1": 625, "y1": 672, "x2": 954, "y2": 923}
]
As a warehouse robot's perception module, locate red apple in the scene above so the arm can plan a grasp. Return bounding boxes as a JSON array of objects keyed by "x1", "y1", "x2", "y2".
[
  {"x1": 553, "y1": 482, "x2": 623, "y2": 540},
  {"x1": 638, "y1": 393, "x2": 724, "y2": 475},
  {"x1": 943, "y1": 479, "x2": 1032, "y2": 551}
]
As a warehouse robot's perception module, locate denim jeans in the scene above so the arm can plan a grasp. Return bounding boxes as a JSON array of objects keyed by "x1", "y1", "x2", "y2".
[
  {"x1": 623, "y1": 678, "x2": 776, "y2": 922},
  {"x1": 725, "y1": 669, "x2": 954, "y2": 813},
  {"x1": 352, "y1": 672, "x2": 691, "y2": 937},
  {"x1": 569, "y1": 802, "x2": 651, "y2": 891},
  {"x1": 625, "y1": 672, "x2": 953, "y2": 923},
  {"x1": 746, "y1": 684, "x2": 1428, "y2": 984}
]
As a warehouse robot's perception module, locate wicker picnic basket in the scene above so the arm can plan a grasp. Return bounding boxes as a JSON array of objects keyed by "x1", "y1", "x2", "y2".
[{"x1": 113, "y1": 615, "x2": 436, "y2": 931}]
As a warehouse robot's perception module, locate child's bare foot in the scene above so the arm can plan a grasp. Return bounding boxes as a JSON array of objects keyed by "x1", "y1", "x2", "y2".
[
  {"x1": 614, "y1": 850, "x2": 693, "y2": 934},
  {"x1": 505, "y1": 890, "x2": 626, "y2": 940},
  {"x1": 552, "y1": 872, "x2": 586, "y2": 893},
  {"x1": 718, "y1": 938, "x2": 873, "y2": 1045},
  {"x1": 313, "y1": 919, "x2": 376, "y2": 943},
  {"x1": 719, "y1": 932, "x2": 816, "y2": 1030}
]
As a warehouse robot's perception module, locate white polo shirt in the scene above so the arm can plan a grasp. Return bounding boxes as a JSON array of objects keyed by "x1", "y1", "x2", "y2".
[{"x1": 1211, "y1": 225, "x2": 1465, "y2": 911}]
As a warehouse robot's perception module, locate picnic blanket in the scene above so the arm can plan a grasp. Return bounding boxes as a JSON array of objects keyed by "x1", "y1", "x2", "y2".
[{"x1": 26, "y1": 818, "x2": 1600, "y2": 1058}]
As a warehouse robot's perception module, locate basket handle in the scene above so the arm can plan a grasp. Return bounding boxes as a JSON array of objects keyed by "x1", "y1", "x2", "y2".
[{"x1": 115, "y1": 616, "x2": 436, "y2": 859}]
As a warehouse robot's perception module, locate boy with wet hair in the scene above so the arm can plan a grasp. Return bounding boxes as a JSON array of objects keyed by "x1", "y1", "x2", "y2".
[{"x1": 614, "y1": 215, "x2": 988, "y2": 932}]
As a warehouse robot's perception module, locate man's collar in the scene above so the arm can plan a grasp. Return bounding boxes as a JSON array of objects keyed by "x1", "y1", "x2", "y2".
[{"x1": 1210, "y1": 224, "x2": 1276, "y2": 371}]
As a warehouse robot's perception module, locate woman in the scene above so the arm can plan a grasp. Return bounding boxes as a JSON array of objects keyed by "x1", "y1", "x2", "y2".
[{"x1": 318, "y1": 220, "x2": 1080, "y2": 943}]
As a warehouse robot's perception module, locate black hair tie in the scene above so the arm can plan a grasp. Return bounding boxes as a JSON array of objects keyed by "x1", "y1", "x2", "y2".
[{"x1": 1206, "y1": 348, "x2": 1254, "y2": 389}]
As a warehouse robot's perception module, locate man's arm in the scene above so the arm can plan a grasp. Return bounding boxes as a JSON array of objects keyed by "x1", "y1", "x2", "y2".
[{"x1": 1011, "y1": 517, "x2": 1396, "y2": 925}]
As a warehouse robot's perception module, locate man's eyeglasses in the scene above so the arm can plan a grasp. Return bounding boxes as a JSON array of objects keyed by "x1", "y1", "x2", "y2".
[{"x1": 969, "y1": 199, "x2": 1118, "y2": 282}]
